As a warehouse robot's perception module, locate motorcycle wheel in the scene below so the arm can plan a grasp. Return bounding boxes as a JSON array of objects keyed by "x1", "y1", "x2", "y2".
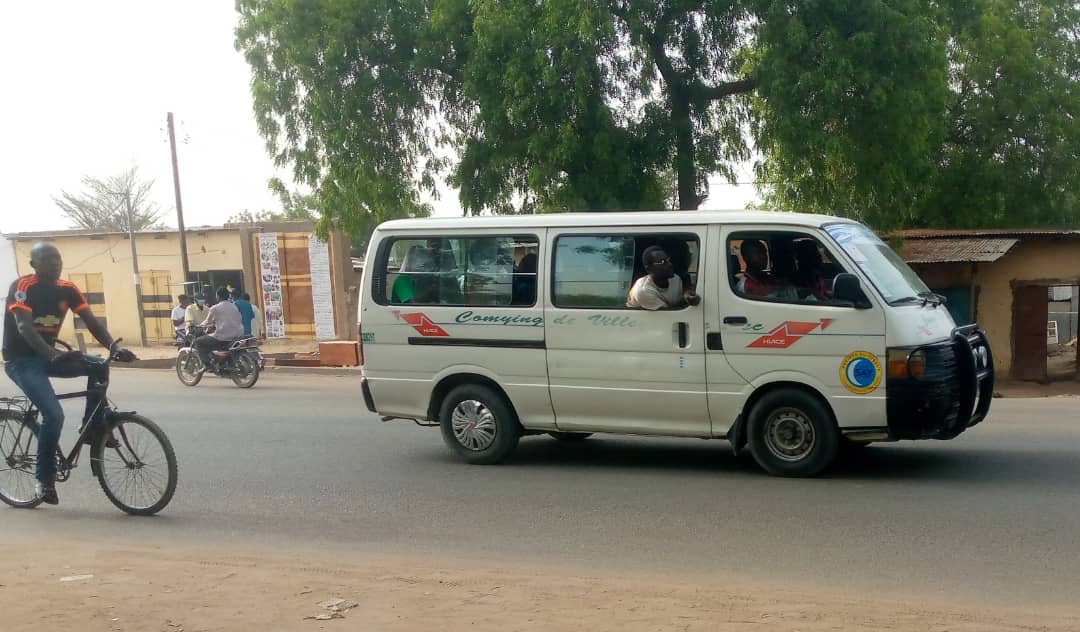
[
  {"x1": 231, "y1": 352, "x2": 260, "y2": 389},
  {"x1": 176, "y1": 348, "x2": 203, "y2": 387}
]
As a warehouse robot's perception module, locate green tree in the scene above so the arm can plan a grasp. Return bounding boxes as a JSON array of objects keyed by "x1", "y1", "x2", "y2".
[
  {"x1": 238, "y1": 1, "x2": 1036, "y2": 227},
  {"x1": 227, "y1": 178, "x2": 319, "y2": 225},
  {"x1": 52, "y1": 167, "x2": 165, "y2": 232},
  {"x1": 758, "y1": 0, "x2": 1080, "y2": 229},
  {"x1": 916, "y1": 0, "x2": 1080, "y2": 228}
]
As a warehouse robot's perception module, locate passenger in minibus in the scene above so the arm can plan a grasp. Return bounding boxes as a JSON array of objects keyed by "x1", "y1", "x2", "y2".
[
  {"x1": 626, "y1": 246, "x2": 701, "y2": 310},
  {"x1": 737, "y1": 240, "x2": 778, "y2": 297},
  {"x1": 793, "y1": 240, "x2": 829, "y2": 299},
  {"x1": 767, "y1": 239, "x2": 801, "y2": 302}
]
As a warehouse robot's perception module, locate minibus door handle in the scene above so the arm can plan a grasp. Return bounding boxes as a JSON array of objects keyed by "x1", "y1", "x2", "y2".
[
  {"x1": 723, "y1": 316, "x2": 748, "y2": 325},
  {"x1": 676, "y1": 322, "x2": 689, "y2": 348}
]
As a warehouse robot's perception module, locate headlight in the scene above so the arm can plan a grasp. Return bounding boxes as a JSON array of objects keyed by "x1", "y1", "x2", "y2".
[{"x1": 887, "y1": 348, "x2": 926, "y2": 378}]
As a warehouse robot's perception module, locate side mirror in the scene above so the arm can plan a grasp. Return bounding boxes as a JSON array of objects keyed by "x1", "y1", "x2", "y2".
[{"x1": 832, "y1": 273, "x2": 871, "y2": 309}]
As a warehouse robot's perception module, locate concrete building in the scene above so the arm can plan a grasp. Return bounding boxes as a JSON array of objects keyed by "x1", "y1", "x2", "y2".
[
  {"x1": 0, "y1": 234, "x2": 18, "y2": 345},
  {"x1": 896, "y1": 229, "x2": 1080, "y2": 381},
  {"x1": 5, "y1": 221, "x2": 356, "y2": 347}
]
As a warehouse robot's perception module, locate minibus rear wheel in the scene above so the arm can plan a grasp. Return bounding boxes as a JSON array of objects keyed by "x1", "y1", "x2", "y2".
[
  {"x1": 439, "y1": 384, "x2": 522, "y2": 465},
  {"x1": 747, "y1": 388, "x2": 838, "y2": 477}
]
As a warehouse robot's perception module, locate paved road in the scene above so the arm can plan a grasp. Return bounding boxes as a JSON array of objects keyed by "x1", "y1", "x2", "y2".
[{"x1": 2, "y1": 369, "x2": 1078, "y2": 607}]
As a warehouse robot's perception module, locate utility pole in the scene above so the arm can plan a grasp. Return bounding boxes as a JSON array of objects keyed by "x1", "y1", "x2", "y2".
[
  {"x1": 167, "y1": 112, "x2": 190, "y2": 283},
  {"x1": 125, "y1": 192, "x2": 148, "y2": 346}
]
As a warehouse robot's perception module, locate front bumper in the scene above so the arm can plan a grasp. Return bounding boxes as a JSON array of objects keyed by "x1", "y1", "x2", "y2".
[{"x1": 886, "y1": 325, "x2": 994, "y2": 440}]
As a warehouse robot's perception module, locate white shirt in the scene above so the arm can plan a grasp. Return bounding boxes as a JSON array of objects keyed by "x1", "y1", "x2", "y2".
[
  {"x1": 250, "y1": 304, "x2": 263, "y2": 337},
  {"x1": 626, "y1": 275, "x2": 684, "y2": 310},
  {"x1": 170, "y1": 305, "x2": 186, "y2": 325},
  {"x1": 199, "y1": 301, "x2": 245, "y2": 340}
]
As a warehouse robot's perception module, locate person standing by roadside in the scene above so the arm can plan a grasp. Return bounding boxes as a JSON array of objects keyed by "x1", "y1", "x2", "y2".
[
  {"x1": 245, "y1": 293, "x2": 264, "y2": 339},
  {"x1": 232, "y1": 288, "x2": 255, "y2": 336}
]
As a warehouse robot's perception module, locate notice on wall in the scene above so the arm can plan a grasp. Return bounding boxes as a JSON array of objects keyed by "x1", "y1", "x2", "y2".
[
  {"x1": 258, "y1": 232, "x2": 286, "y2": 339},
  {"x1": 309, "y1": 234, "x2": 337, "y2": 340}
]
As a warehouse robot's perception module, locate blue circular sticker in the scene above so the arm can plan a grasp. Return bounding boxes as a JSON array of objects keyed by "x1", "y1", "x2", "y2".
[{"x1": 840, "y1": 351, "x2": 882, "y2": 394}]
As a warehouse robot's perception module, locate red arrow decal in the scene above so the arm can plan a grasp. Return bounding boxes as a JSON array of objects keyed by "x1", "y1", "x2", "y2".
[
  {"x1": 747, "y1": 319, "x2": 833, "y2": 348},
  {"x1": 393, "y1": 311, "x2": 450, "y2": 336}
]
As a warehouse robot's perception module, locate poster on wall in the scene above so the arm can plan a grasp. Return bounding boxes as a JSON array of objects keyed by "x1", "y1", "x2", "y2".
[
  {"x1": 308, "y1": 234, "x2": 337, "y2": 340},
  {"x1": 257, "y1": 232, "x2": 286, "y2": 339}
]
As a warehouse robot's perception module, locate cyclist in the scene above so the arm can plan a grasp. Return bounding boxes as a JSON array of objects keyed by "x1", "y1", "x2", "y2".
[{"x1": 3, "y1": 242, "x2": 135, "y2": 505}]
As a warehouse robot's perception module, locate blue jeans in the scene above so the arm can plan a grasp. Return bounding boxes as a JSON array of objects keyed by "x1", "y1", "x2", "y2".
[{"x1": 4, "y1": 354, "x2": 109, "y2": 484}]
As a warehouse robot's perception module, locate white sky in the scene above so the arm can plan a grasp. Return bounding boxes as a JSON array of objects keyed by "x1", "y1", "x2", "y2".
[{"x1": 0, "y1": 1, "x2": 759, "y2": 235}]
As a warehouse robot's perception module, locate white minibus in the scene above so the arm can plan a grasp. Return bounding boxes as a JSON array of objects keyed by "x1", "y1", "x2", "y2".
[{"x1": 358, "y1": 211, "x2": 993, "y2": 476}]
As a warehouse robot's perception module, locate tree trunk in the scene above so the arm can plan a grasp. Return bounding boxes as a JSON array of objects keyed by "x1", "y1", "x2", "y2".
[{"x1": 671, "y1": 94, "x2": 699, "y2": 210}]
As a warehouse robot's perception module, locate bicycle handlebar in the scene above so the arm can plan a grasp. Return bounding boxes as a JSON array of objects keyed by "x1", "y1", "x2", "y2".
[{"x1": 51, "y1": 338, "x2": 133, "y2": 366}]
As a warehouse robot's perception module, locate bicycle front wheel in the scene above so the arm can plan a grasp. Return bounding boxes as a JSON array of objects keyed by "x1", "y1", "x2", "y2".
[
  {"x1": 93, "y1": 413, "x2": 177, "y2": 516},
  {"x1": 0, "y1": 411, "x2": 43, "y2": 509}
]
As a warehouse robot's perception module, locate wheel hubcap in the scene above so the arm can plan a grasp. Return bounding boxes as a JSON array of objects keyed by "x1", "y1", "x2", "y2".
[
  {"x1": 764, "y1": 408, "x2": 816, "y2": 462},
  {"x1": 451, "y1": 400, "x2": 497, "y2": 451}
]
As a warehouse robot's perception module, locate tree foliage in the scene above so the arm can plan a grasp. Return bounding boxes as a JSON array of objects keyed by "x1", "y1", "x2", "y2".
[
  {"x1": 52, "y1": 167, "x2": 165, "y2": 232},
  {"x1": 226, "y1": 177, "x2": 318, "y2": 225},
  {"x1": 918, "y1": 0, "x2": 1080, "y2": 228},
  {"x1": 236, "y1": 0, "x2": 1080, "y2": 230}
]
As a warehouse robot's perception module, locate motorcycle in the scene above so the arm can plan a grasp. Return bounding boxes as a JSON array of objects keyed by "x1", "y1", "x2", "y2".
[{"x1": 175, "y1": 327, "x2": 264, "y2": 389}]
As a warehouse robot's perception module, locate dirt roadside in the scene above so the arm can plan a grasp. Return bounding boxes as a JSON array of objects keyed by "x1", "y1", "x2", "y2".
[{"x1": 1, "y1": 536, "x2": 1077, "y2": 632}]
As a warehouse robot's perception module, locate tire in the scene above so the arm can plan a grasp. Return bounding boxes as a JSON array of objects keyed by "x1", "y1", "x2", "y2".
[
  {"x1": 230, "y1": 352, "x2": 260, "y2": 389},
  {"x1": 93, "y1": 413, "x2": 178, "y2": 516},
  {"x1": 439, "y1": 384, "x2": 521, "y2": 465},
  {"x1": 175, "y1": 348, "x2": 203, "y2": 387},
  {"x1": 0, "y1": 412, "x2": 44, "y2": 509},
  {"x1": 747, "y1": 388, "x2": 839, "y2": 477},
  {"x1": 548, "y1": 432, "x2": 593, "y2": 442}
]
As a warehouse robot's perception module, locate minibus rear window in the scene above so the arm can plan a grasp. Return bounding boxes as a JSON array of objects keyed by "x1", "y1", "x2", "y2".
[{"x1": 375, "y1": 235, "x2": 539, "y2": 307}]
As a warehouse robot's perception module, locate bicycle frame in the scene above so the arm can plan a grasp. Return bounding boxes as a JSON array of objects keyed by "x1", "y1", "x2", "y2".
[
  {"x1": 8, "y1": 339, "x2": 133, "y2": 481},
  {"x1": 52, "y1": 385, "x2": 110, "y2": 476}
]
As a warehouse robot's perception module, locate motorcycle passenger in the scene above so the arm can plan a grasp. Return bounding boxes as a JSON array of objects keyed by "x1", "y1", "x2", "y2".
[
  {"x1": 184, "y1": 294, "x2": 208, "y2": 335},
  {"x1": 194, "y1": 287, "x2": 244, "y2": 372}
]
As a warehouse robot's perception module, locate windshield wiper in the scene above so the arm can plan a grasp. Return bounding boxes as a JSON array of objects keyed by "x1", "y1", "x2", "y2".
[
  {"x1": 918, "y1": 291, "x2": 947, "y2": 306},
  {"x1": 889, "y1": 296, "x2": 925, "y2": 305}
]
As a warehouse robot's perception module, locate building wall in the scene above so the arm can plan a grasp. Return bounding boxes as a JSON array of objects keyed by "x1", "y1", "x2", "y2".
[
  {"x1": 910, "y1": 262, "x2": 974, "y2": 290},
  {"x1": 970, "y1": 241, "x2": 1080, "y2": 373},
  {"x1": 0, "y1": 235, "x2": 18, "y2": 345},
  {"x1": 10, "y1": 230, "x2": 243, "y2": 347}
]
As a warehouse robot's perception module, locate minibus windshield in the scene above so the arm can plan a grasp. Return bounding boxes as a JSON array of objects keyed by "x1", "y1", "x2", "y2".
[{"x1": 825, "y1": 223, "x2": 930, "y2": 305}]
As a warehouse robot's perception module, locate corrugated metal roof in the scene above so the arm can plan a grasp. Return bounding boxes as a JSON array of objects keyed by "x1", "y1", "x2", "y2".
[
  {"x1": 901, "y1": 237, "x2": 1018, "y2": 264},
  {"x1": 893, "y1": 228, "x2": 1080, "y2": 239}
]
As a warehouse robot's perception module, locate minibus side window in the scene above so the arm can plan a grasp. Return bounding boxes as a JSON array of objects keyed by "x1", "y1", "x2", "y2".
[
  {"x1": 553, "y1": 234, "x2": 699, "y2": 309},
  {"x1": 378, "y1": 235, "x2": 539, "y2": 307},
  {"x1": 728, "y1": 232, "x2": 848, "y2": 304}
]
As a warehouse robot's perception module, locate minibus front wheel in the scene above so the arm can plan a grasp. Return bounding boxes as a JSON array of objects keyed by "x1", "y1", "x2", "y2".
[
  {"x1": 747, "y1": 388, "x2": 839, "y2": 477},
  {"x1": 439, "y1": 384, "x2": 522, "y2": 465}
]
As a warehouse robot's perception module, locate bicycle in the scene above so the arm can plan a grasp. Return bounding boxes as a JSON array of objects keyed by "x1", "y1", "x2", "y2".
[{"x1": 0, "y1": 340, "x2": 178, "y2": 515}]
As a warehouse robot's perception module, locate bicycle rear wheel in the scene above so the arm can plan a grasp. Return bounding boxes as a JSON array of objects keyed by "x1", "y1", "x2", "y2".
[
  {"x1": 0, "y1": 411, "x2": 43, "y2": 509},
  {"x1": 93, "y1": 413, "x2": 177, "y2": 516}
]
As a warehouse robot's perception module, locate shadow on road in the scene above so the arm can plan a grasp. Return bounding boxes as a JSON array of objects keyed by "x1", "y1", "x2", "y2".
[{"x1": 492, "y1": 435, "x2": 1078, "y2": 485}]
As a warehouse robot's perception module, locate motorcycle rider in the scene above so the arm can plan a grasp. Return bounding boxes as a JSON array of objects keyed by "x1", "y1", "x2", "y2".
[{"x1": 193, "y1": 287, "x2": 243, "y2": 373}]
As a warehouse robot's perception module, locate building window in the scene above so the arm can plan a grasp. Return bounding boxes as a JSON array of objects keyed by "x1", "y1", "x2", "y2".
[
  {"x1": 553, "y1": 234, "x2": 699, "y2": 309},
  {"x1": 376, "y1": 235, "x2": 539, "y2": 307}
]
